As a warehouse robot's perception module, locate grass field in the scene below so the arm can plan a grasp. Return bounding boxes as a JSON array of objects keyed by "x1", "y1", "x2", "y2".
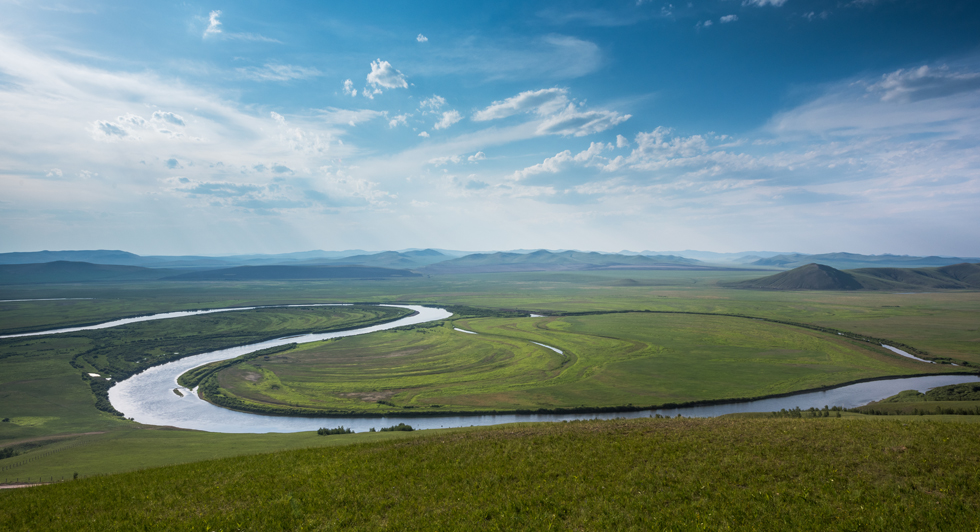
[
  {"x1": 208, "y1": 312, "x2": 955, "y2": 416},
  {"x1": 0, "y1": 306, "x2": 411, "y2": 444},
  {"x1": 3, "y1": 271, "x2": 978, "y2": 364},
  {"x1": 3, "y1": 416, "x2": 980, "y2": 531},
  {"x1": 1, "y1": 271, "x2": 978, "y2": 497}
]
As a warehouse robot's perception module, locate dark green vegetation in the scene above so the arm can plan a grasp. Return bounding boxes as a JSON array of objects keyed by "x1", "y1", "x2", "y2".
[
  {"x1": 205, "y1": 312, "x2": 957, "y2": 417},
  {"x1": 421, "y1": 249, "x2": 706, "y2": 274},
  {"x1": 316, "y1": 426, "x2": 353, "y2": 435},
  {"x1": 3, "y1": 417, "x2": 980, "y2": 531},
  {"x1": 379, "y1": 423, "x2": 414, "y2": 432},
  {"x1": 163, "y1": 264, "x2": 421, "y2": 281},
  {"x1": 852, "y1": 383, "x2": 980, "y2": 416},
  {"x1": 731, "y1": 262, "x2": 980, "y2": 291},
  {"x1": 0, "y1": 261, "x2": 176, "y2": 284}
]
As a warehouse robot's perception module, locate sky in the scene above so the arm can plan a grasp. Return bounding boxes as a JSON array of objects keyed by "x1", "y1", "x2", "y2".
[{"x1": 1, "y1": 0, "x2": 979, "y2": 256}]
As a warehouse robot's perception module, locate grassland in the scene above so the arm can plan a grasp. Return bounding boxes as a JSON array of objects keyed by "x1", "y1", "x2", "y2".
[
  {"x1": 3, "y1": 416, "x2": 980, "y2": 531},
  {"x1": 0, "y1": 306, "x2": 410, "y2": 444},
  {"x1": 2, "y1": 270, "x2": 978, "y2": 492},
  {"x1": 207, "y1": 312, "x2": 956, "y2": 416}
]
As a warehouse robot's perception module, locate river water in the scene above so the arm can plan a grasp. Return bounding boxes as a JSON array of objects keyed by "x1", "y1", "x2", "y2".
[
  {"x1": 11, "y1": 302, "x2": 973, "y2": 434},
  {"x1": 104, "y1": 304, "x2": 976, "y2": 433}
]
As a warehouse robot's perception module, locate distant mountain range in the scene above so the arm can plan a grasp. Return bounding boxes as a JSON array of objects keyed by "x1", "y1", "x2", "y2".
[
  {"x1": 746, "y1": 252, "x2": 979, "y2": 270},
  {"x1": 0, "y1": 261, "x2": 176, "y2": 284},
  {"x1": 0, "y1": 262, "x2": 422, "y2": 284},
  {"x1": 1, "y1": 248, "x2": 977, "y2": 286},
  {"x1": 730, "y1": 263, "x2": 980, "y2": 291},
  {"x1": 163, "y1": 265, "x2": 422, "y2": 282},
  {"x1": 421, "y1": 250, "x2": 707, "y2": 274}
]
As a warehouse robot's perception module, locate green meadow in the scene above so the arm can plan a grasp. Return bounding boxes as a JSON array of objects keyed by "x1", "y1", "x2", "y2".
[
  {"x1": 207, "y1": 311, "x2": 954, "y2": 416},
  {"x1": 3, "y1": 417, "x2": 980, "y2": 531},
  {"x1": 1, "y1": 270, "x2": 978, "y2": 529}
]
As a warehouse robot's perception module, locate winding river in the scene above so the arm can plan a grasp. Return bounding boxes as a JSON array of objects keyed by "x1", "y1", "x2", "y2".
[{"x1": 9, "y1": 303, "x2": 977, "y2": 433}]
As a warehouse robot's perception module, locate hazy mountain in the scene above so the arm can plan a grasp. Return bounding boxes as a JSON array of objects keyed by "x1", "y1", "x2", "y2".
[
  {"x1": 730, "y1": 263, "x2": 980, "y2": 291},
  {"x1": 0, "y1": 249, "x2": 376, "y2": 269},
  {"x1": 421, "y1": 250, "x2": 706, "y2": 274},
  {"x1": 0, "y1": 250, "x2": 144, "y2": 265},
  {"x1": 751, "y1": 252, "x2": 980, "y2": 270},
  {"x1": 163, "y1": 265, "x2": 421, "y2": 281},
  {"x1": 319, "y1": 249, "x2": 450, "y2": 269},
  {"x1": 0, "y1": 261, "x2": 176, "y2": 284},
  {"x1": 641, "y1": 250, "x2": 786, "y2": 263}
]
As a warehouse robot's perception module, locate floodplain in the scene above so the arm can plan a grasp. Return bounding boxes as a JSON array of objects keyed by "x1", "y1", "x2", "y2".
[{"x1": 1, "y1": 269, "x2": 979, "y2": 529}]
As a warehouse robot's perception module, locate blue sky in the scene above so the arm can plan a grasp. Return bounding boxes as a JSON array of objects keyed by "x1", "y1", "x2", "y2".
[{"x1": 1, "y1": 0, "x2": 979, "y2": 256}]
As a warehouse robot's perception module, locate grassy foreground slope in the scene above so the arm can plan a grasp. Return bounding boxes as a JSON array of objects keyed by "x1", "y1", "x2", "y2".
[
  {"x1": 3, "y1": 417, "x2": 980, "y2": 531},
  {"x1": 209, "y1": 313, "x2": 954, "y2": 416}
]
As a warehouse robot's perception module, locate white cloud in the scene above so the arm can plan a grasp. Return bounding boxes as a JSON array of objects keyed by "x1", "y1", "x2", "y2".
[
  {"x1": 366, "y1": 59, "x2": 408, "y2": 91},
  {"x1": 511, "y1": 142, "x2": 612, "y2": 180},
  {"x1": 388, "y1": 114, "x2": 409, "y2": 129},
  {"x1": 342, "y1": 79, "x2": 357, "y2": 97},
  {"x1": 720, "y1": 15, "x2": 739, "y2": 23},
  {"x1": 417, "y1": 34, "x2": 428, "y2": 43},
  {"x1": 433, "y1": 110, "x2": 462, "y2": 130},
  {"x1": 419, "y1": 95, "x2": 446, "y2": 112},
  {"x1": 867, "y1": 65, "x2": 980, "y2": 102},
  {"x1": 91, "y1": 119, "x2": 132, "y2": 141},
  {"x1": 473, "y1": 88, "x2": 569, "y2": 121},
  {"x1": 468, "y1": 151, "x2": 486, "y2": 162},
  {"x1": 429, "y1": 155, "x2": 462, "y2": 166},
  {"x1": 697, "y1": 20, "x2": 714, "y2": 29},
  {"x1": 743, "y1": 0, "x2": 787, "y2": 6},
  {"x1": 536, "y1": 105, "x2": 631, "y2": 137},
  {"x1": 418, "y1": 131, "x2": 430, "y2": 138},
  {"x1": 616, "y1": 134, "x2": 629, "y2": 148},
  {"x1": 204, "y1": 10, "x2": 222, "y2": 37},
  {"x1": 46, "y1": 168, "x2": 62, "y2": 177},
  {"x1": 237, "y1": 64, "x2": 320, "y2": 81},
  {"x1": 152, "y1": 111, "x2": 185, "y2": 127},
  {"x1": 511, "y1": 151, "x2": 573, "y2": 180},
  {"x1": 201, "y1": 10, "x2": 280, "y2": 43}
]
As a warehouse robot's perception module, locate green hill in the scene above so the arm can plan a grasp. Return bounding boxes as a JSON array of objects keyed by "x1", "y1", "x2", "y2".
[
  {"x1": 731, "y1": 262, "x2": 980, "y2": 290},
  {"x1": 422, "y1": 249, "x2": 705, "y2": 274},
  {"x1": 2, "y1": 417, "x2": 980, "y2": 530},
  {"x1": 0, "y1": 261, "x2": 174, "y2": 284},
  {"x1": 163, "y1": 265, "x2": 421, "y2": 281}
]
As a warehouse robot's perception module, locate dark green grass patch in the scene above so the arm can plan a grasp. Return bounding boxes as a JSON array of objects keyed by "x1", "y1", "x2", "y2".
[{"x1": 2, "y1": 417, "x2": 980, "y2": 531}]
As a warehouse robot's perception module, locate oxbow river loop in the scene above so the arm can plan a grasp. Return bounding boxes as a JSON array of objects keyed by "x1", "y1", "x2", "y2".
[{"x1": 13, "y1": 303, "x2": 976, "y2": 434}]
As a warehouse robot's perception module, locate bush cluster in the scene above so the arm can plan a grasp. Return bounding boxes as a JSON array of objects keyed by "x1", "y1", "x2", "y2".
[
  {"x1": 771, "y1": 405, "x2": 843, "y2": 418},
  {"x1": 316, "y1": 426, "x2": 354, "y2": 436},
  {"x1": 379, "y1": 423, "x2": 414, "y2": 432}
]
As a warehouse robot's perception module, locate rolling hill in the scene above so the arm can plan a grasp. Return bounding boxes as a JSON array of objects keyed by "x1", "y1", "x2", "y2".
[
  {"x1": 316, "y1": 249, "x2": 449, "y2": 270},
  {"x1": 163, "y1": 265, "x2": 422, "y2": 281},
  {"x1": 421, "y1": 249, "x2": 707, "y2": 274},
  {"x1": 0, "y1": 261, "x2": 175, "y2": 284},
  {"x1": 750, "y1": 252, "x2": 979, "y2": 270},
  {"x1": 731, "y1": 262, "x2": 980, "y2": 290}
]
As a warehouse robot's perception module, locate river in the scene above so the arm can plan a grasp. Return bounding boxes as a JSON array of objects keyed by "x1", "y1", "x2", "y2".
[{"x1": 11, "y1": 303, "x2": 976, "y2": 434}]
